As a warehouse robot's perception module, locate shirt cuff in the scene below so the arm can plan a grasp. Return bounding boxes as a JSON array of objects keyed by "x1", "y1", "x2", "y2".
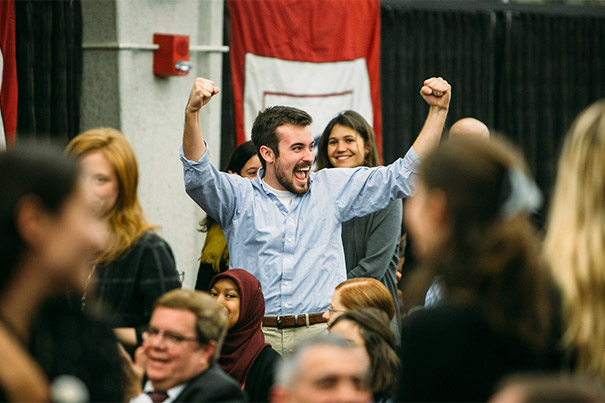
[
  {"x1": 179, "y1": 140, "x2": 211, "y2": 167},
  {"x1": 402, "y1": 146, "x2": 421, "y2": 173}
]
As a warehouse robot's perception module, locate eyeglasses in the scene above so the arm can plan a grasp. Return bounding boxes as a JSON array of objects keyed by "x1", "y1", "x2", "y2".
[
  {"x1": 327, "y1": 306, "x2": 347, "y2": 315},
  {"x1": 142, "y1": 326, "x2": 200, "y2": 348}
]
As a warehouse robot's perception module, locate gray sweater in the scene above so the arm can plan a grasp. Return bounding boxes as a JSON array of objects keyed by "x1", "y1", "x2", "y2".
[{"x1": 341, "y1": 199, "x2": 402, "y2": 344}]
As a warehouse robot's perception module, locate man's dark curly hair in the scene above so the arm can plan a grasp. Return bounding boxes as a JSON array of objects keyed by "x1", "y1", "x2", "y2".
[{"x1": 250, "y1": 106, "x2": 312, "y2": 170}]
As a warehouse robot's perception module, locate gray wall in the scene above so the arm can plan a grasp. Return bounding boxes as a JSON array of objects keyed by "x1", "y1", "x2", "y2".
[{"x1": 81, "y1": 0, "x2": 224, "y2": 289}]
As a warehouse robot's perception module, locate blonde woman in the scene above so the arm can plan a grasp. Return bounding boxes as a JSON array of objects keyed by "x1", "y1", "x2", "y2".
[
  {"x1": 66, "y1": 128, "x2": 181, "y2": 348},
  {"x1": 544, "y1": 100, "x2": 605, "y2": 382}
]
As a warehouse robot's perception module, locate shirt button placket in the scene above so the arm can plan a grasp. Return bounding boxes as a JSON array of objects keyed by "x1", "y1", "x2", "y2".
[{"x1": 282, "y1": 214, "x2": 296, "y2": 315}]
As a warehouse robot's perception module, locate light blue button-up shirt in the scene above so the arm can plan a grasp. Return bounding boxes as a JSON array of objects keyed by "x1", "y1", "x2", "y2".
[{"x1": 181, "y1": 145, "x2": 420, "y2": 316}]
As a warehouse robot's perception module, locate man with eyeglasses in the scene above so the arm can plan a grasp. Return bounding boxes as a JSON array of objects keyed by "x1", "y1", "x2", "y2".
[{"x1": 128, "y1": 289, "x2": 245, "y2": 403}]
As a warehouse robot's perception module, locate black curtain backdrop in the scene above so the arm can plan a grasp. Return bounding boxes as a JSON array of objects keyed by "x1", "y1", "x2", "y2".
[
  {"x1": 381, "y1": 5, "x2": 498, "y2": 162},
  {"x1": 381, "y1": 1, "x2": 605, "y2": 212},
  {"x1": 14, "y1": 0, "x2": 82, "y2": 146}
]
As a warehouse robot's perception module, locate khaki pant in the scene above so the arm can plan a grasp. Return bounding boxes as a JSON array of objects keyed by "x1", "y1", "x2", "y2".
[{"x1": 262, "y1": 323, "x2": 328, "y2": 356}]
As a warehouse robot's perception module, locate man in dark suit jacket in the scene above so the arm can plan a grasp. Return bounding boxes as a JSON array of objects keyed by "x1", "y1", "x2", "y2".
[{"x1": 129, "y1": 289, "x2": 245, "y2": 402}]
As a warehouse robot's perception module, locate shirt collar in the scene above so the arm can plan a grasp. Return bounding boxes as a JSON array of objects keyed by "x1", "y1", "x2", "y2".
[{"x1": 144, "y1": 381, "x2": 186, "y2": 403}]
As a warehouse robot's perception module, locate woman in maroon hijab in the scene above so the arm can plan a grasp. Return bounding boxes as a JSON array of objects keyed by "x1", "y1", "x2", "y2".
[{"x1": 209, "y1": 269, "x2": 281, "y2": 402}]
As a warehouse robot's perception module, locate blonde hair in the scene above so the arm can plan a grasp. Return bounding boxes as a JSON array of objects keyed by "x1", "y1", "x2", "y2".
[
  {"x1": 544, "y1": 100, "x2": 605, "y2": 381},
  {"x1": 335, "y1": 278, "x2": 395, "y2": 320},
  {"x1": 65, "y1": 128, "x2": 156, "y2": 264}
]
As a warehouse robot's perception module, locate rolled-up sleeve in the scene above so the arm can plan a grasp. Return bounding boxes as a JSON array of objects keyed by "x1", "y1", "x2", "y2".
[
  {"x1": 328, "y1": 146, "x2": 421, "y2": 223},
  {"x1": 180, "y1": 144, "x2": 242, "y2": 226}
]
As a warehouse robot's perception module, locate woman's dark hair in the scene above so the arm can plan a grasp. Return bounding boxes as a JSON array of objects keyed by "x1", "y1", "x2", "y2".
[
  {"x1": 406, "y1": 137, "x2": 552, "y2": 350},
  {"x1": 316, "y1": 110, "x2": 380, "y2": 169},
  {"x1": 199, "y1": 141, "x2": 258, "y2": 232},
  {"x1": 332, "y1": 308, "x2": 400, "y2": 401},
  {"x1": 0, "y1": 145, "x2": 81, "y2": 291},
  {"x1": 223, "y1": 140, "x2": 257, "y2": 174}
]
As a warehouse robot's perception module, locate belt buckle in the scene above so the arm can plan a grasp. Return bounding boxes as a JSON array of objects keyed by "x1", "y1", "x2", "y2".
[{"x1": 276, "y1": 316, "x2": 283, "y2": 329}]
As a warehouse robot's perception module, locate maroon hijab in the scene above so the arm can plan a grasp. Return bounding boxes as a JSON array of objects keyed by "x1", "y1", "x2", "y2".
[{"x1": 209, "y1": 269, "x2": 269, "y2": 385}]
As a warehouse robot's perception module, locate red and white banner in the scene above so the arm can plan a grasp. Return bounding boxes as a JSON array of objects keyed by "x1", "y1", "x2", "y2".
[
  {"x1": 0, "y1": 0, "x2": 18, "y2": 149},
  {"x1": 228, "y1": 0, "x2": 382, "y2": 156}
]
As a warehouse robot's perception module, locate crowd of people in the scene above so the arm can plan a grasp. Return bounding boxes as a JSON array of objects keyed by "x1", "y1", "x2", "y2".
[{"x1": 0, "y1": 74, "x2": 604, "y2": 402}]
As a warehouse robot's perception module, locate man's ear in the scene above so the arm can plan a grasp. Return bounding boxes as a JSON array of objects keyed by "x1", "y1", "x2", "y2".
[
  {"x1": 198, "y1": 340, "x2": 217, "y2": 365},
  {"x1": 259, "y1": 145, "x2": 275, "y2": 165}
]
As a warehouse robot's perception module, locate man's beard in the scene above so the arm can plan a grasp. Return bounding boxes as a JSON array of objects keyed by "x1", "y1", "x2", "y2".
[{"x1": 275, "y1": 161, "x2": 310, "y2": 195}]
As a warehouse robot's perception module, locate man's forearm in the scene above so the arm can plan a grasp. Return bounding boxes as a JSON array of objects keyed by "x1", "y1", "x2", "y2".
[
  {"x1": 412, "y1": 77, "x2": 451, "y2": 158},
  {"x1": 183, "y1": 109, "x2": 206, "y2": 162},
  {"x1": 182, "y1": 78, "x2": 219, "y2": 161},
  {"x1": 412, "y1": 106, "x2": 448, "y2": 158}
]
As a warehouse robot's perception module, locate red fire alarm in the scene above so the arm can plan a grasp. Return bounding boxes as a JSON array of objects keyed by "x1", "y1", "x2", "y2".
[{"x1": 153, "y1": 33, "x2": 191, "y2": 77}]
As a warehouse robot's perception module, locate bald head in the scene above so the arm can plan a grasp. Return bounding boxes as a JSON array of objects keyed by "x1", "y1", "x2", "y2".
[{"x1": 449, "y1": 118, "x2": 490, "y2": 140}]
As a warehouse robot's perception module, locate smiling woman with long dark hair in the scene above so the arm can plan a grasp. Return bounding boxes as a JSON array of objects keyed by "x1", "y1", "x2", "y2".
[{"x1": 316, "y1": 111, "x2": 402, "y2": 343}]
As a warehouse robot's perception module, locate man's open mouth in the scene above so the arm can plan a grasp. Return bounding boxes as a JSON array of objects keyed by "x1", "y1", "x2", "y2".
[{"x1": 294, "y1": 166, "x2": 310, "y2": 182}]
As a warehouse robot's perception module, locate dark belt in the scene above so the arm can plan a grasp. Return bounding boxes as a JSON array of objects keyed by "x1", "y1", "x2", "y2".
[{"x1": 262, "y1": 313, "x2": 327, "y2": 329}]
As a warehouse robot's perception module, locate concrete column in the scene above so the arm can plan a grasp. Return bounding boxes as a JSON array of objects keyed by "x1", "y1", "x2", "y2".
[{"x1": 81, "y1": 0, "x2": 224, "y2": 289}]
